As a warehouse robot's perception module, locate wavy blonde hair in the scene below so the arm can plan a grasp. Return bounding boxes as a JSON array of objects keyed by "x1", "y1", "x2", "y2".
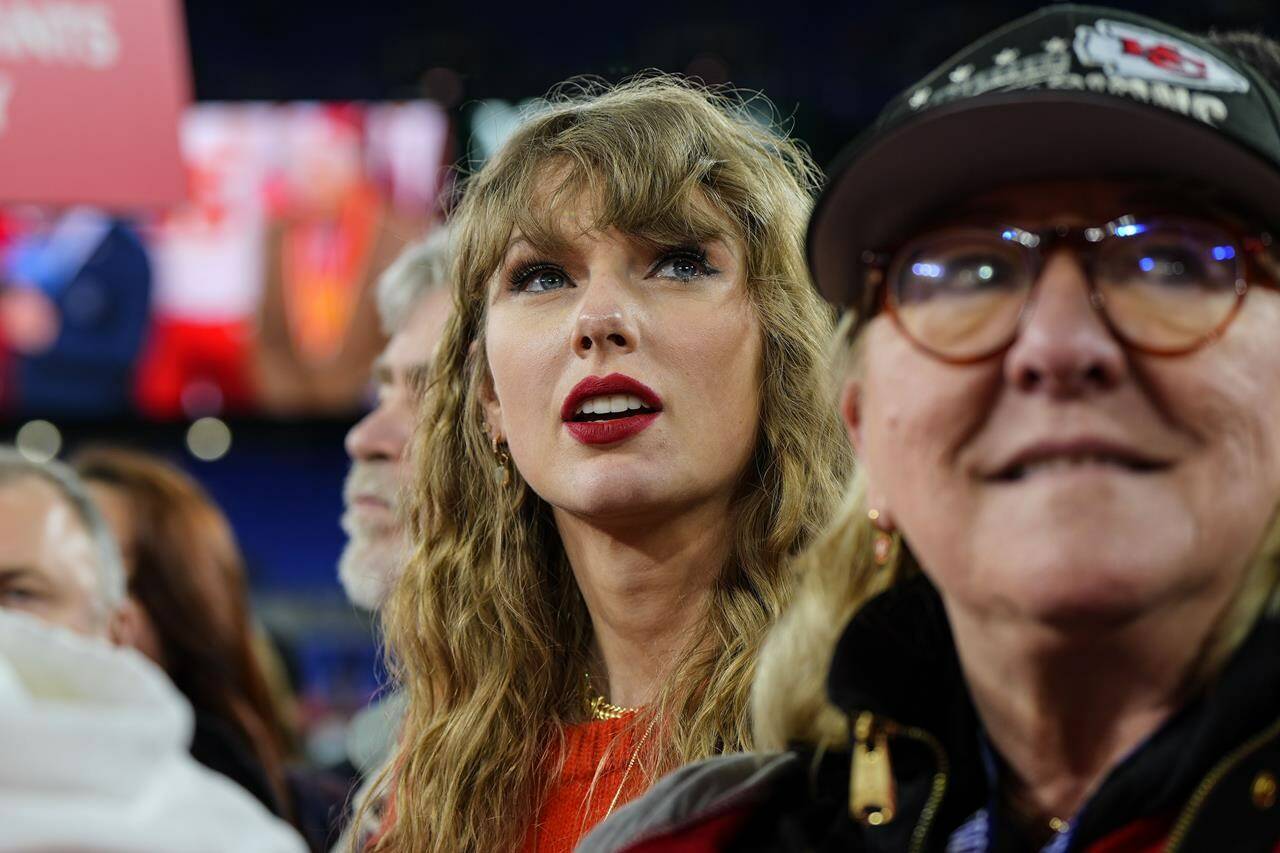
[
  {"x1": 374, "y1": 75, "x2": 853, "y2": 852},
  {"x1": 752, "y1": 314, "x2": 1280, "y2": 753}
]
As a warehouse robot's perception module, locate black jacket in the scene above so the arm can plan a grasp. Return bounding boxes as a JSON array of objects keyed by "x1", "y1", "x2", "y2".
[{"x1": 581, "y1": 576, "x2": 1280, "y2": 852}]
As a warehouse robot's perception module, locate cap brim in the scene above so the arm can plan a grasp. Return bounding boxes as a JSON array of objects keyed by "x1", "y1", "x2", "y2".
[{"x1": 809, "y1": 91, "x2": 1280, "y2": 310}]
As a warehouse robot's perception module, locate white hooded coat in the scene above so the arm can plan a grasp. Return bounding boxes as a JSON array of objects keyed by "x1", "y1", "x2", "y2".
[{"x1": 0, "y1": 610, "x2": 307, "y2": 853}]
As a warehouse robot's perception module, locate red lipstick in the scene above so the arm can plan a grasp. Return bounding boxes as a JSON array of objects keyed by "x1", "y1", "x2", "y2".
[{"x1": 561, "y1": 373, "x2": 663, "y2": 446}]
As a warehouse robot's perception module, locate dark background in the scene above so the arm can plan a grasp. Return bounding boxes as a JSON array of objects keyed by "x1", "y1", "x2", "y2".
[{"x1": 185, "y1": 0, "x2": 1280, "y2": 167}]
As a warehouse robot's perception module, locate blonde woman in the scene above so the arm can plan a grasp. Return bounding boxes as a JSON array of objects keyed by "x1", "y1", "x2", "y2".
[
  {"x1": 581, "y1": 9, "x2": 1280, "y2": 853},
  {"x1": 371, "y1": 77, "x2": 851, "y2": 852}
]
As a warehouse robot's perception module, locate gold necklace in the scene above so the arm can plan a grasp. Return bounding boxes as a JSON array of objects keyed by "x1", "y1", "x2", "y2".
[
  {"x1": 581, "y1": 671, "x2": 656, "y2": 820},
  {"x1": 584, "y1": 672, "x2": 641, "y2": 721},
  {"x1": 1003, "y1": 781, "x2": 1070, "y2": 843},
  {"x1": 603, "y1": 711, "x2": 659, "y2": 820}
]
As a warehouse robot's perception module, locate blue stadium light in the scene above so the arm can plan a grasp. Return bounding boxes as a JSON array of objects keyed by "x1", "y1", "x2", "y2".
[
  {"x1": 1114, "y1": 223, "x2": 1147, "y2": 238},
  {"x1": 1140, "y1": 257, "x2": 1156, "y2": 272},
  {"x1": 1212, "y1": 245, "x2": 1236, "y2": 261},
  {"x1": 912, "y1": 262, "x2": 943, "y2": 278}
]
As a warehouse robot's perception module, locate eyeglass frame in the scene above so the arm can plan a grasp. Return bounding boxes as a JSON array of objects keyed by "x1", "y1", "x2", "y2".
[{"x1": 857, "y1": 215, "x2": 1280, "y2": 365}]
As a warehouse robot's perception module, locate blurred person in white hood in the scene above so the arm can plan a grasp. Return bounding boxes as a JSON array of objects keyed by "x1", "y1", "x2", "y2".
[{"x1": 0, "y1": 446, "x2": 305, "y2": 853}]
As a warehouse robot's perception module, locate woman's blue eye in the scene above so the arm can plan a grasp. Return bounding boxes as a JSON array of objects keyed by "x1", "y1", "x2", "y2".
[
  {"x1": 515, "y1": 266, "x2": 570, "y2": 293},
  {"x1": 653, "y1": 253, "x2": 712, "y2": 282}
]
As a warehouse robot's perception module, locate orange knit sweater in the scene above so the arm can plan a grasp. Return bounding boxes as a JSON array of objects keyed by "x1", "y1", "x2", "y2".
[{"x1": 521, "y1": 712, "x2": 652, "y2": 853}]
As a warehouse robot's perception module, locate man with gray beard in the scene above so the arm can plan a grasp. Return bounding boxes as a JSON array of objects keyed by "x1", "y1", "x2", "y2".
[
  {"x1": 332, "y1": 226, "x2": 451, "y2": 852},
  {"x1": 339, "y1": 226, "x2": 452, "y2": 609}
]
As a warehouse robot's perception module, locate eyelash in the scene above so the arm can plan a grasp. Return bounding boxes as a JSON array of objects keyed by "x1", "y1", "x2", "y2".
[
  {"x1": 507, "y1": 246, "x2": 718, "y2": 293},
  {"x1": 508, "y1": 261, "x2": 563, "y2": 292},
  {"x1": 657, "y1": 247, "x2": 716, "y2": 280}
]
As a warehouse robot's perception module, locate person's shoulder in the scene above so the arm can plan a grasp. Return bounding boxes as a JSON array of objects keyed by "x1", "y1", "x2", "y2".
[{"x1": 576, "y1": 751, "x2": 800, "y2": 853}]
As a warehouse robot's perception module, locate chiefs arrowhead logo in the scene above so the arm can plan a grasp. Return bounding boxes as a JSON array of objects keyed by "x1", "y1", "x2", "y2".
[
  {"x1": 1075, "y1": 19, "x2": 1251, "y2": 93},
  {"x1": 1120, "y1": 38, "x2": 1206, "y2": 79}
]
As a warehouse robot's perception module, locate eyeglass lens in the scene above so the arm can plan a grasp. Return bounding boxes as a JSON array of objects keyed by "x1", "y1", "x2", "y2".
[{"x1": 888, "y1": 218, "x2": 1245, "y2": 359}]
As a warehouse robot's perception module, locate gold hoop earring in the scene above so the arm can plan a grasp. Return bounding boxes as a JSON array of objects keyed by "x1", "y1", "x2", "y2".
[
  {"x1": 491, "y1": 434, "x2": 511, "y2": 487},
  {"x1": 868, "y1": 508, "x2": 896, "y2": 567}
]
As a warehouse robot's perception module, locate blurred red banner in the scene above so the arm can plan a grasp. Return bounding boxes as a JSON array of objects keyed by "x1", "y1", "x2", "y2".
[{"x1": 0, "y1": 0, "x2": 189, "y2": 208}]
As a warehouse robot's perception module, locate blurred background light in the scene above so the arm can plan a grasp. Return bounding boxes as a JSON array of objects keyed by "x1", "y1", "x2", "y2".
[
  {"x1": 15, "y1": 419, "x2": 61, "y2": 463},
  {"x1": 186, "y1": 416, "x2": 232, "y2": 461},
  {"x1": 14, "y1": 417, "x2": 61, "y2": 461}
]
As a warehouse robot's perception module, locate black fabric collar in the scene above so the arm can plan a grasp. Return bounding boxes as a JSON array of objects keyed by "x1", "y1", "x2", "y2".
[
  {"x1": 824, "y1": 573, "x2": 1280, "y2": 846},
  {"x1": 826, "y1": 572, "x2": 964, "y2": 729},
  {"x1": 825, "y1": 574, "x2": 990, "y2": 841},
  {"x1": 1072, "y1": 600, "x2": 1280, "y2": 845}
]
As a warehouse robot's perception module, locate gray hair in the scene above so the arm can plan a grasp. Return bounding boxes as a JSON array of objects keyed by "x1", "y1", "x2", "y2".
[
  {"x1": 0, "y1": 446, "x2": 126, "y2": 621},
  {"x1": 375, "y1": 225, "x2": 453, "y2": 335}
]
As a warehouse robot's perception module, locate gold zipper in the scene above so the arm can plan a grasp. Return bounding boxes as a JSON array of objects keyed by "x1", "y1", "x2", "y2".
[
  {"x1": 899, "y1": 723, "x2": 950, "y2": 853},
  {"x1": 1165, "y1": 714, "x2": 1280, "y2": 851},
  {"x1": 851, "y1": 711, "x2": 898, "y2": 826},
  {"x1": 847, "y1": 711, "x2": 951, "y2": 853}
]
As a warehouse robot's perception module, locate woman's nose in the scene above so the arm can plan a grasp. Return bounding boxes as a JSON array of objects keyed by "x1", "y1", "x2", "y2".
[
  {"x1": 571, "y1": 279, "x2": 638, "y2": 357},
  {"x1": 1003, "y1": 250, "x2": 1128, "y2": 398}
]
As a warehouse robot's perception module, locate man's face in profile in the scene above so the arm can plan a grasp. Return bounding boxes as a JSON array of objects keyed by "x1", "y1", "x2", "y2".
[
  {"x1": 0, "y1": 476, "x2": 105, "y2": 637},
  {"x1": 340, "y1": 286, "x2": 451, "y2": 610}
]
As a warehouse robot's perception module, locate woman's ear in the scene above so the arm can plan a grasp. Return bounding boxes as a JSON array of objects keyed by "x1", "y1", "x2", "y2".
[
  {"x1": 839, "y1": 376, "x2": 864, "y2": 457},
  {"x1": 843, "y1": 375, "x2": 897, "y2": 531},
  {"x1": 471, "y1": 340, "x2": 504, "y2": 443}
]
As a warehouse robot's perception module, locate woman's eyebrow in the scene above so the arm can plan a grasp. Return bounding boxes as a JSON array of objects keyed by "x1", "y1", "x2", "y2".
[
  {"x1": 632, "y1": 228, "x2": 729, "y2": 250},
  {"x1": 502, "y1": 232, "x2": 576, "y2": 260}
]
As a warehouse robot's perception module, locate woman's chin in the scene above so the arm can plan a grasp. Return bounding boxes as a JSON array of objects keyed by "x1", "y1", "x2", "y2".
[
  {"x1": 539, "y1": 473, "x2": 680, "y2": 522},
  {"x1": 959, "y1": 537, "x2": 1200, "y2": 630}
]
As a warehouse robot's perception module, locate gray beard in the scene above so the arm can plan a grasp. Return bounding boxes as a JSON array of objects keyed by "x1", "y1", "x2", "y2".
[{"x1": 337, "y1": 532, "x2": 406, "y2": 611}]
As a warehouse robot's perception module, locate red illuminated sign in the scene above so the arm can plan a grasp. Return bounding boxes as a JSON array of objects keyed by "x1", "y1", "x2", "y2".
[{"x1": 0, "y1": 0, "x2": 190, "y2": 208}]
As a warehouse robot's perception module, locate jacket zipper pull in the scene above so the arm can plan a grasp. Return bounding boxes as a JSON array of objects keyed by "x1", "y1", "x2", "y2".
[{"x1": 850, "y1": 710, "x2": 897, "y2": 827}]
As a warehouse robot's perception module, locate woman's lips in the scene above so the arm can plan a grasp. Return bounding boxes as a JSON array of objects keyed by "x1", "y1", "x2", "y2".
[
  {"x1": 561, "y1": 373, "x2": 663, "y2": 420},
  {"x1": 561, "y1": 373, "x2": 663, "y2": 446},
  {"x1": 984, "y1": 437, "x2": 1173, "y2": 482},
  {"x1": 565, "y1": 413, "x2": 660, "y2": 445}
]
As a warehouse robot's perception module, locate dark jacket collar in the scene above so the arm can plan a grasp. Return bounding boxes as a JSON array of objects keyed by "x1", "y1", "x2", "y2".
[
  {"x1": 827, "y1": 572, "x2": 964, "y2": 729},
  {"x1": 824, "y1": 573, "x2": 1280, "y2": 848}
]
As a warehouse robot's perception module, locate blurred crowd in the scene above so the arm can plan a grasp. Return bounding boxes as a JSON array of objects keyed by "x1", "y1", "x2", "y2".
[
  {"x1": 0, "y1": 226, "x2": 452, "y2": 851},
  {"x1": 0, "y1": 103, "x2": 446, "y2": 420}
]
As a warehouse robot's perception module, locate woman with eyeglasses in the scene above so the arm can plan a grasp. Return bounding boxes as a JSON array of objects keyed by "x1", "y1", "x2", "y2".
[{"x1": 581, "y1": 9, "x2": 1280, "y2": 853}]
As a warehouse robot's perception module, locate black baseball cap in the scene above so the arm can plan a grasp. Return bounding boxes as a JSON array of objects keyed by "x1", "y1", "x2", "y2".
[{"x1": 809, "y1": 4, "x2": 1280, "y2": 313}]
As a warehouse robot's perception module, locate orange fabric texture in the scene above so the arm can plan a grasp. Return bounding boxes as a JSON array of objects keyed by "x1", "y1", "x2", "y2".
[{"x1": 522, "y1": 712, "x2": 653, "y2": 853}]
